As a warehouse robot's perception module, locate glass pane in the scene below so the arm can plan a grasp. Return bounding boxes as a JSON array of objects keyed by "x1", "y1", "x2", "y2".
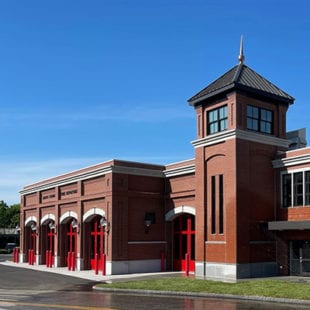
[
  {"x1": 265, "y1": 122, "x2": 271, "y2": 133},
  {"x1": 252, "y1": 120, "x2": 258, "y2": 130},
  {"x1": 247, "y1": 105, "x2": 252, "y2": 117},
  {"x1": 219, "y1": 106, "x2": 227, "y2": 118},
  {"x1": 302, "y1": 242, "x2": 310, "y2": 259},
  {"x1": 302, "y1": 261, "x2": 310, "y2": 273},
  {"x1": 252, "y1": 107, "x2": 259, "y2": 118},
  {"x1": 291, "y1": 242, "x2": 300, "y2": 259},
  {"x1": 220, "y1": 119, "x2": 227, "y2": 131},
  {"x1": 290, "y1": 260, "x2": 300, "y2": 274},
  {"x1": 247, "y1": 118, "x2": 252, "y2": 129},
  {"x1": 209, "y1": 110, "x2": 217, "y2": 122},
  {"x1": 210, "y1": 123, "x2": 218, "y2": 134},
  {"x1": 266, "y1": 110, "x2": 272, "y2": 122},
  {"x1": 294, "y1": 172, "x2": 303, "y2": 183},
  {"x1": 261, "y1": 121, "x2": 266, "y2": 132}
]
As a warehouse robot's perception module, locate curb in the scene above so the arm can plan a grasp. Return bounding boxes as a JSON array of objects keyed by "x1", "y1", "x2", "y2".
[{"x1": 93, "y1": 286, "x2": 310, "y2": 306}]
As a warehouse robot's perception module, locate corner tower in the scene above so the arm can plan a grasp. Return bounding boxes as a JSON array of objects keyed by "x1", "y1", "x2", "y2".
[{"x1": 189, "y1": 39, "x2": 294, "y2": 281}]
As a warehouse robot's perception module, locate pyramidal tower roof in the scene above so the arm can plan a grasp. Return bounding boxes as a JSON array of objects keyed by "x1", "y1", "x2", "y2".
[{"x1": 188, "y1": 37, "x2": 294, "y2": 106}]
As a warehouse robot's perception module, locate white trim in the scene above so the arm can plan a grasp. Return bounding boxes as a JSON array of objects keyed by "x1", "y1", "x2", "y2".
[
  {"x1": 192, "y1": 129, "x2": 290, "y2": 149},
  {"x1": 279, "y1": 168, "x2": 310, "y2": 208},
  {"x1": 165, "y1": 206, "x2": 196, "y2": 221},
  {"x1": 83, "y1": 208, "x2": 106, "y2": 222},
  {"x1": 40, "y1": 214, "x2": 55, "y2": 225},
  {"x1": 164, "y1": 164, "x2": 195, "y2": 177},
  {"x1": 25, "y1": 216, "x2": 37, "y2": 226},
  {"x1": 166, "y1": 158, "x2": 195, "y2": 166},
  {"x1": 128, "y1": 241, "x2": 166, "y2": 245},
  {"x1": 59, "y1": 211, "x2": 78, "y2": 224},
  {"x1": 21, "y1": 165, "x2": 113, "y2": 195},
  {"x1": 205, "y1": 241, "x2": 226, "y2": 244},
  {"x1": 273, "y1": 153, "x2": 310, "y2": 168},
  {"x1": 112, "y1": 166, "x2": 164, "y2": 178},
  {"x1": 20, "y1": 164, "x2": 164, "y2": 196}
]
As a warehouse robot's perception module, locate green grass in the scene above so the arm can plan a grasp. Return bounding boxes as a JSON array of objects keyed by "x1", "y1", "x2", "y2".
[{"x1": 97, "y1": 277, "x2": 310, "y2": 300}]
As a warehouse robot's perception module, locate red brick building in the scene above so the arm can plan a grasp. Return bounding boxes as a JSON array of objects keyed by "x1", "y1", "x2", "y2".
[{"x1": 20, "y1": 48, "x2": 310, "y2": 281}]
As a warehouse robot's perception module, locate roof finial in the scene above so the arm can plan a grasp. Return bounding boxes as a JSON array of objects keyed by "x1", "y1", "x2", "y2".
[{"x1": 238, "y1": 35, "x2": 245, "y2": 64}]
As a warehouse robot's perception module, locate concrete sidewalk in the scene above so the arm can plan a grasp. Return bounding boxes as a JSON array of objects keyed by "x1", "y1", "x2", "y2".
[{"x1": 0, "y1": 259, "x2": 182, "y2": 282}]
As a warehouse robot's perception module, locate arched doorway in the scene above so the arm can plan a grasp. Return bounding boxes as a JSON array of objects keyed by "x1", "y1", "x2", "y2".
[
  {"x1": 59, "y1": 218, "x2": 78, "y2": 267},
  {"x1": 40, "y1": 214, "x2": 56, "y2": 267},
  {"x1": 173, "y1": 214, "x2": 195, "y2": 272},
  {"x1": 165, "y1": 206, "x2": 196, "y2": 272},
  {"x1": 90, "y1": 216, "x2": 106, "y2": 271},
  {"x1": 41, "y1": 220, "x2": 56, "y2": 266},
  {"x1": 25, "y1": 223, "x2": 37, "y2": 264},
  {"x1": 83, "y1": 208, "x2": 108, "y2": 271}
]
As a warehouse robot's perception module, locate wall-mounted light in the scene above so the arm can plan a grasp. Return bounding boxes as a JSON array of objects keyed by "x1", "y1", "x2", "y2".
[
  {"x1": 49, "y1": 221, "x2": 57, "y2": 234},
  {"x1": 100, "y1": 216, "x2": 110, "y2": 234},
  {"x1": 30, "y1": 223, "x2": 39, "y2": 235},
  {"x1": 71, "y1": 219, "x2": 80, "y2": 234},
  {"x1": 144, "y1": 212, "x2": 155, "y2": 234}
]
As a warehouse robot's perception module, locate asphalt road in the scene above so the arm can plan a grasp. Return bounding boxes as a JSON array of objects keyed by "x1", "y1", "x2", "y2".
[{"x1": 0, "y1": 255, "x2": 309, "y2": 310}]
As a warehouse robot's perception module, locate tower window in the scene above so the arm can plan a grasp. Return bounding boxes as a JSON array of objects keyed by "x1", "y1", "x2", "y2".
[
  {"x1": 207, "y1": 105, "x2": 228, "y2": 135},
  {"x1": 211, "y1": 174, "x2": 224, "y2": 235},
  {"x1": 247, "y1": 105, "x2": 273, "y2": 134}
]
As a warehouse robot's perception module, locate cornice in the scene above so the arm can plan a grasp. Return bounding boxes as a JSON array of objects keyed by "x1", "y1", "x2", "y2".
[
  {"x1": 192, "y1": 129, "x2": 290, "y2": 149},
  {"x1": 20, "y1": 165, "x2": 164, "y2": 196},
  {"x1": 272, "y1": 153, "x2": 310, "y2": 168},
  {"x1": 163, "y1": 164, "x2": 196, "y2": 178}
]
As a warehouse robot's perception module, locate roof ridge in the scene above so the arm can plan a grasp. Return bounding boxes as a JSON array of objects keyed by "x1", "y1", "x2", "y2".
[{"x1": 232, "y1": 63, "x2": 244, "y2": 83}]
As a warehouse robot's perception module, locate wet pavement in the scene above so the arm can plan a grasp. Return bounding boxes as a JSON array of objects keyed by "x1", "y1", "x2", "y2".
[{"x1": 1, "y1": 256, "x2": 310, "y2": 309}]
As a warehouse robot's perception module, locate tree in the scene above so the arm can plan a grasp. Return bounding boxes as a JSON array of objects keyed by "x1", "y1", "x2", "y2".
[
  {"x1": 0, "y1": 201, "x2": 20, "y2": 228},
  {"x1": 0, "y1": 201, "x2": 8, "y2": 228},
  {"x1": 6, "y1": 204, "x2": 20, "y2": 228}
]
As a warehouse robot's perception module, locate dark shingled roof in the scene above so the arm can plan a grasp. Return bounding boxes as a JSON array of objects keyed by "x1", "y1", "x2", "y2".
[{"x1": 188, "y1": 63, "x2": 294, "y2": 106}]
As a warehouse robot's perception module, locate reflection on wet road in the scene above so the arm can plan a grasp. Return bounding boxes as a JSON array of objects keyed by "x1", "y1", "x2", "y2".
[
  {"x1": 0, "y1": 260, "x2": 309, "y2": 310},
  {"x1": 1, "y1": 290, "x2": 310, "y2": 310}
]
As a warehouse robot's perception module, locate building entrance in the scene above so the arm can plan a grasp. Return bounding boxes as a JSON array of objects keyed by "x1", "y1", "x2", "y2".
[
  {"x1": 26, "y1": 223, "x2": 37, "y2": 264},
  {"x1": 46, "y1": 222, "x2": 56, "y2": 266},
  {"x1": 290, "y1": 241, "x2": 310, "y2": 276},
  {"x1": 62, "y1": 220, "x2": 78, "y2": 268},
  {"x1": 173, "y1": 214, "x2": 195, "y2": 272},
  {"x1": 90, "y1": 216, "x2": 105, "y2": 271}
]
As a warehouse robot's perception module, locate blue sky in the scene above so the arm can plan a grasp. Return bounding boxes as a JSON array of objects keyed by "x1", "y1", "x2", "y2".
[{"x1": 1, "y1": 0, "x2": 310, "y2": 205}]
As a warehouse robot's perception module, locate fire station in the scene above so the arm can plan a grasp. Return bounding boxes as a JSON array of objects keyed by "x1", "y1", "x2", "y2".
[{"x1": 19, "y1": 43, "x2": 310, "y2": 281}]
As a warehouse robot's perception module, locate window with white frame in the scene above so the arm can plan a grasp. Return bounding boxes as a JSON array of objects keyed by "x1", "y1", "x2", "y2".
[{"x1": 282, "y1": 170, "x2": 310, "y2": 208}]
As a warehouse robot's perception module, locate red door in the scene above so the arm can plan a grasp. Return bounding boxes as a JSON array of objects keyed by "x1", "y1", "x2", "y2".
[
  {"x1": 47, "y1": 225, "x2": 56, "y2": 266},
  {"x1": 66, "y1": 222, "x2": 77, "y2": 266},
  {"x1": 173, "y1": 215, "x2": 195, "y2": 272},
  {"x1": 90, "y1": 217, "x2": 105, "y2": 271},
  {"x1": 27, "y1": 228, "x2": 37, "y2": 264}
]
